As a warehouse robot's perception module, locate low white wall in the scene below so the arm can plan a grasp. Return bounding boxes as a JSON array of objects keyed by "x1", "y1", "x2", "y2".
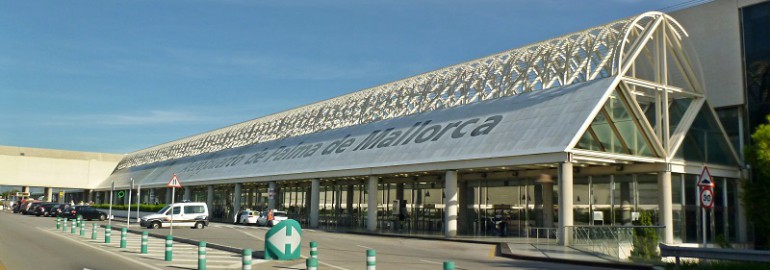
[{"x1": 95, "y1": 208, "x2": 156, "y2": 218}]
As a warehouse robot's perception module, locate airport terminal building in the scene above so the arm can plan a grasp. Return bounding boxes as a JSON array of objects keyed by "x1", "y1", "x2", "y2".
[
  {"x1": 3, "y1": 0, "x2": 768, "y2": 248},
  {"x1": 93, "y1": 9, "x2": 745, "y2": 246}
]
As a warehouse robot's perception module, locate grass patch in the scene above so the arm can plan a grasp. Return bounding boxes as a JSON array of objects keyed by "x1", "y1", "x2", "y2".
[{"x1": 665, "y1": 261, "x2": 770, "y2": 270}]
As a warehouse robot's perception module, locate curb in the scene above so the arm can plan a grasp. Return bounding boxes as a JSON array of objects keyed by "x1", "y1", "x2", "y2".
[
  {"x1": 346, "y1": 230, "x2": 655, "y2": 270},
  {"x1": 498, "y1": 243, "x2": 655, "y2": 270},
  {"x1": 98, "y1": 224, "x2": 252, "y2": 258},
  {"x1": 101, "y1": 218, "x2": 653, "y2": 269},
  {"x1": 344, "y1": 230, "x2": 503, "y2": 245}
]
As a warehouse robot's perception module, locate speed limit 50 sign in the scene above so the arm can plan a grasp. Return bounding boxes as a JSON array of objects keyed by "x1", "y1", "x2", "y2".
[{"x1": 700, "y1": 188, "x2": 714, "y2": 209}]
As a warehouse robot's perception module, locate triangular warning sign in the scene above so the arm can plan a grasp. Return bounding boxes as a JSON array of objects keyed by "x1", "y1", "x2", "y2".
[
  {"x1": 167, "y1": 173, "x2": 183, "y2": 188},
  {"x1": 698, "y1": 166, "x2": 714, "y2": 187}
]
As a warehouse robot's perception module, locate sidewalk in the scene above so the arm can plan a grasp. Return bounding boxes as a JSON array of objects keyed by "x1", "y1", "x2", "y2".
[
  {"x1": 499, "y1": 243, "x2": 655, "y2": 270},
  {"x1": 341, "y1": 227, "x2": 656, "y2": 270},
  {"x1": 109, "y1": 214, "x2": 655, "y2": 269}
]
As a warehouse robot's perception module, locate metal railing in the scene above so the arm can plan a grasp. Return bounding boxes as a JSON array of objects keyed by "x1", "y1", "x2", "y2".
[
  {"x1": 569, "y1": 225, "x2": 664, "y2": 261},
  {"x1": 525, "y1": 227, "x2": 558, "y2": 244}
]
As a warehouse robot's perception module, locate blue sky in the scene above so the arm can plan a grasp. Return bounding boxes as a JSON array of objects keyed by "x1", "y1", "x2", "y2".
[{"x1": 0, "y1": 0, "x2": 688, "y2": 154}]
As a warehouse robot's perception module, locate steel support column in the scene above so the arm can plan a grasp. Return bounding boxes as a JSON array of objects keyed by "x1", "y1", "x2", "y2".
[
  {"x1": 658, "y1": 170, "x2": 674, "y2": 244},
  {"x1": 367, "y1": 176, "x2": 378, "y2": 232},
  {"x1": 558, "y1": 162, "x2": 574, "y2": 246},
  {"x1": 445, "y1": 170, "x2": 458, "y2": 237},
  {"x1": 310, "y1": 179, "x2": 320, "y2": 228}
]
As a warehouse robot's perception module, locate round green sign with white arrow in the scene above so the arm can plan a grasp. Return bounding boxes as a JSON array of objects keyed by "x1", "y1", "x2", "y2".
[{"x1": 264, "y1": 219, "x2": 302, "y2": 260}]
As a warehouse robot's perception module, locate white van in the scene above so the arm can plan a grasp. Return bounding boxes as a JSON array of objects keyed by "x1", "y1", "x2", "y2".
[{"x1": 140, "y1": 202, "x2": 209, "y2": 229}]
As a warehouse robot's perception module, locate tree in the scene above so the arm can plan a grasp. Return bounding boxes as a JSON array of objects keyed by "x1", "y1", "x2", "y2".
[
  {"x1": 1, "y1": 189, "x2": 20, "y2": 199},
  {"x1": 744, "y1": 115, "x2": 770, "y2": 249},
  {"x1": 630, "y1": 210, "x2": 659, "y2": 261}
]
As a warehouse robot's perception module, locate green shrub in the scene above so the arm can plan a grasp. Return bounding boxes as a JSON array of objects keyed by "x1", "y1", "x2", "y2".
[
  {"x1": 666, "y1": 261, "x2": 770, "y2": 270},
  {"x1": 630, "y1": 210, "x2": 660, "y2": 262},
  {"x1": 92, "y1": 204, "x2": 166, "y2": 212}
]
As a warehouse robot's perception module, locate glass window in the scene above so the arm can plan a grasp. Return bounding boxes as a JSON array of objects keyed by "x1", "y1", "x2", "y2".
[
  {"x1": 675, "y1": 104, "x2": 738, "y2": 165},
  {"x1": 576, "y1": 91, "x2": 655, "y2": 156},
  {"x1": 157, "y1": 205, "x2": 170, "y2": 214},
  {"x1": 184, "y1": 205, "x2": 205, "y2": 214},
  {"x1": 716, "y1": 107, "x2": 743, "y2": 160},
  {"x1": 172, "y1": 206, "x2": 181, "y2": 215},
  {"x1": 637, "y1": 174, "x2": 658, "y2": 208},
  {"x1": 741, "y1": 1, "x2": 770, "y2": 136}
]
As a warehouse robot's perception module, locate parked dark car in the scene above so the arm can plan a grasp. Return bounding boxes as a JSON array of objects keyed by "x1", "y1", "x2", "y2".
[
  {"x1": 33, "y1": 203, "x2": 57, "y2": 216},
  {"x1": 52, "y1": 204, "x2": 69, "y2": 217},
  {"x1": 61, "y1": 206, "x2": 107, "y2": 221},
  {"x1": 20, "y1": 201, "x2": 41, "y2": 215}
]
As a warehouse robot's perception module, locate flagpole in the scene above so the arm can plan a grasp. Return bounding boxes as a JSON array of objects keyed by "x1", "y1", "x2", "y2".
[
  {"x1": 136, "y1": 185, "x2": 141, "y2": 222},
  {"x1": 167, "y1": 173, "x2": 181, "y2": 237},
  {"x1": 170, "y1": 186, "x2": 175, "y2": 236},
  {"x1": 127, "y1": 178, "x2": 133, "y2": 228},
  {"x1": 109, "y1": 181, "x2": 114, "y2": 227}
]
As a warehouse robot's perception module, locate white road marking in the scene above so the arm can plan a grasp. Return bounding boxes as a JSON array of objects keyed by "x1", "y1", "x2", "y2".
[
  {"x1": 41, "y1": 228, "x2": 164, "y2": 270},
  {"x1": 237, "y1": 229, "x2": 265, "y2": 241},
  {"x1": 357, "y1": 245, "x2": 373, "y2": 249},
  {"x1": 420, "y1": 259, "x2": 441, "y2": 264},
  {"x1": 298, "y1": 254, "x2": 350, "y2": 270}
]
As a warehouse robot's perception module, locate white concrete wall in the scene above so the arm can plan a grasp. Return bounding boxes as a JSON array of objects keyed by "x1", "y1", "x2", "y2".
[{"x1": 0, "y1": 145, "x2": 122, "y2": 189}]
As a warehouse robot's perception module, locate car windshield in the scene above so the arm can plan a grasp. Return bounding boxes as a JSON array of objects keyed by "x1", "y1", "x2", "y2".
[{"x1": 157, "y1": 206, "x2": 171, "y2": 214}]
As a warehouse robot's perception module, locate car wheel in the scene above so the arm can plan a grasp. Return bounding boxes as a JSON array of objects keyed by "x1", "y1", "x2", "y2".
[
  {"x1": 99, "y1": 214, "x2": 106, "y2": 221},
  {"x1": 151, "y1": 221, "x2": 161, "y2": 229},
  {"x1": 194, "y1": 222, "x2": 204, "y2": 229}
]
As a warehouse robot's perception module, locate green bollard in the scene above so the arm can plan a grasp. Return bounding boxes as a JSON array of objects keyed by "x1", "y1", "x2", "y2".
[
  {"x1": 306, "y1": 257, "x2": 318, "y2": 270},
  {"x1": 105, "y1": 225, "x2": 111, "y2": 243},
  {"x1": 91, "y1": 223, "x2": 97, "y2": 240},
  {"x1": 198, "y1": 241, "x2": 206, "y2": 270},
  {"x1": 443, "y1": 261, "x2": 455, "y2": 270},
  {"x1": 62, "y1": 218, "x2": 68, "y2": 232},
  {"x1": 120, "y1": 228, "x2": 127, "y2": 248},
  {"x1": 141, "y1": 231, "x2": 148, "y2": 254},
  {"x1": 242, "y1": 249, "x2": 252, "y2": 270},
  {"x1": 80, "y1": 221, "x2": 86, "y2": 237},
  {"x1": 310, "y1": 241, "x2": 318, "y2": 259},
  {"x1": 366, "y1": 249, "x2": 376, "y2": 270},
  {"x1": 165, "y1": 235, "x2": 173, "y2": 261},
  {"x1": 71, "y1": 219, "x2": 77, "y2": 234},
  {"x1": 77, "y1": 215, "x2": 82, "y2": 228},
  {"x1": 56, "y1": 217, "x2": 61, "y2": 230}
]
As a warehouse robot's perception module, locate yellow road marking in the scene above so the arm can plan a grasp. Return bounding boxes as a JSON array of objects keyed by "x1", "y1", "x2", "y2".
[{"x1": 489, "y1": 246, "x2": 496, "y2": 258}]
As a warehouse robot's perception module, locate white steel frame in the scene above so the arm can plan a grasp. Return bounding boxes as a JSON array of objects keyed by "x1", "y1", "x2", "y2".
[{"x1": 117, "y1": 12, "x2": 739, "y2": 170}]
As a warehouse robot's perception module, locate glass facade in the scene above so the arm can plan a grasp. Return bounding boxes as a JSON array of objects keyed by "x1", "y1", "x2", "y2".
[
  {"x1": 577, "y1": 91, "x2": 655, "y2": 156},
  {"x1": 741, "y1": 1, "x2": 770, "y2": 135}
]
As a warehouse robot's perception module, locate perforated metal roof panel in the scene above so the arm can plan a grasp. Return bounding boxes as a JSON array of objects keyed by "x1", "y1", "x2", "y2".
[{"x1": 102, "y1": 77, "x2": 616, "y2": 188}]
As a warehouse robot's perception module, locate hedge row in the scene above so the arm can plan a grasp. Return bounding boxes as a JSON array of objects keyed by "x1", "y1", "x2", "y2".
[{"x1": 92, "y1": 203, "x2": 166, "y2": 212}]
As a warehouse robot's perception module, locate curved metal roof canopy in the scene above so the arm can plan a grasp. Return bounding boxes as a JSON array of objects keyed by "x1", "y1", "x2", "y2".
[{"x1": 101, "y1": 12, "x2": 740, "y2": 189}]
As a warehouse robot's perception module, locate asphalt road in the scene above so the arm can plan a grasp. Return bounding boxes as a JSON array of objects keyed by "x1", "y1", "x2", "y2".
[
  {"x1": 0, "y1": 211, "x2": 147, "y2": 270},
  {"x1": 1, "y1": 211, "x2": 616, "y2": 270}
]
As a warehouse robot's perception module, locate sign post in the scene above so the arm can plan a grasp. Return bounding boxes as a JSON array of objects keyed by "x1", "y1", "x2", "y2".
[
  {"x1": 127, "y1": 178, "x2": 133, "y2": 228},
  {"x1": 167, "y1": 174, "x2": 183, "y2": 236},
  {"x1": 264, "y1": 219, "x2": 302, "y2": 260},
  {"x1": 109, "y1": 181, "x2": 114, "y2": 227},
  {"x1": 136, "y1": 184, "x2": 142, "y2": 222},
  {"x1": 698, "y1": 166, "x2": 715, "y2": 245}
]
